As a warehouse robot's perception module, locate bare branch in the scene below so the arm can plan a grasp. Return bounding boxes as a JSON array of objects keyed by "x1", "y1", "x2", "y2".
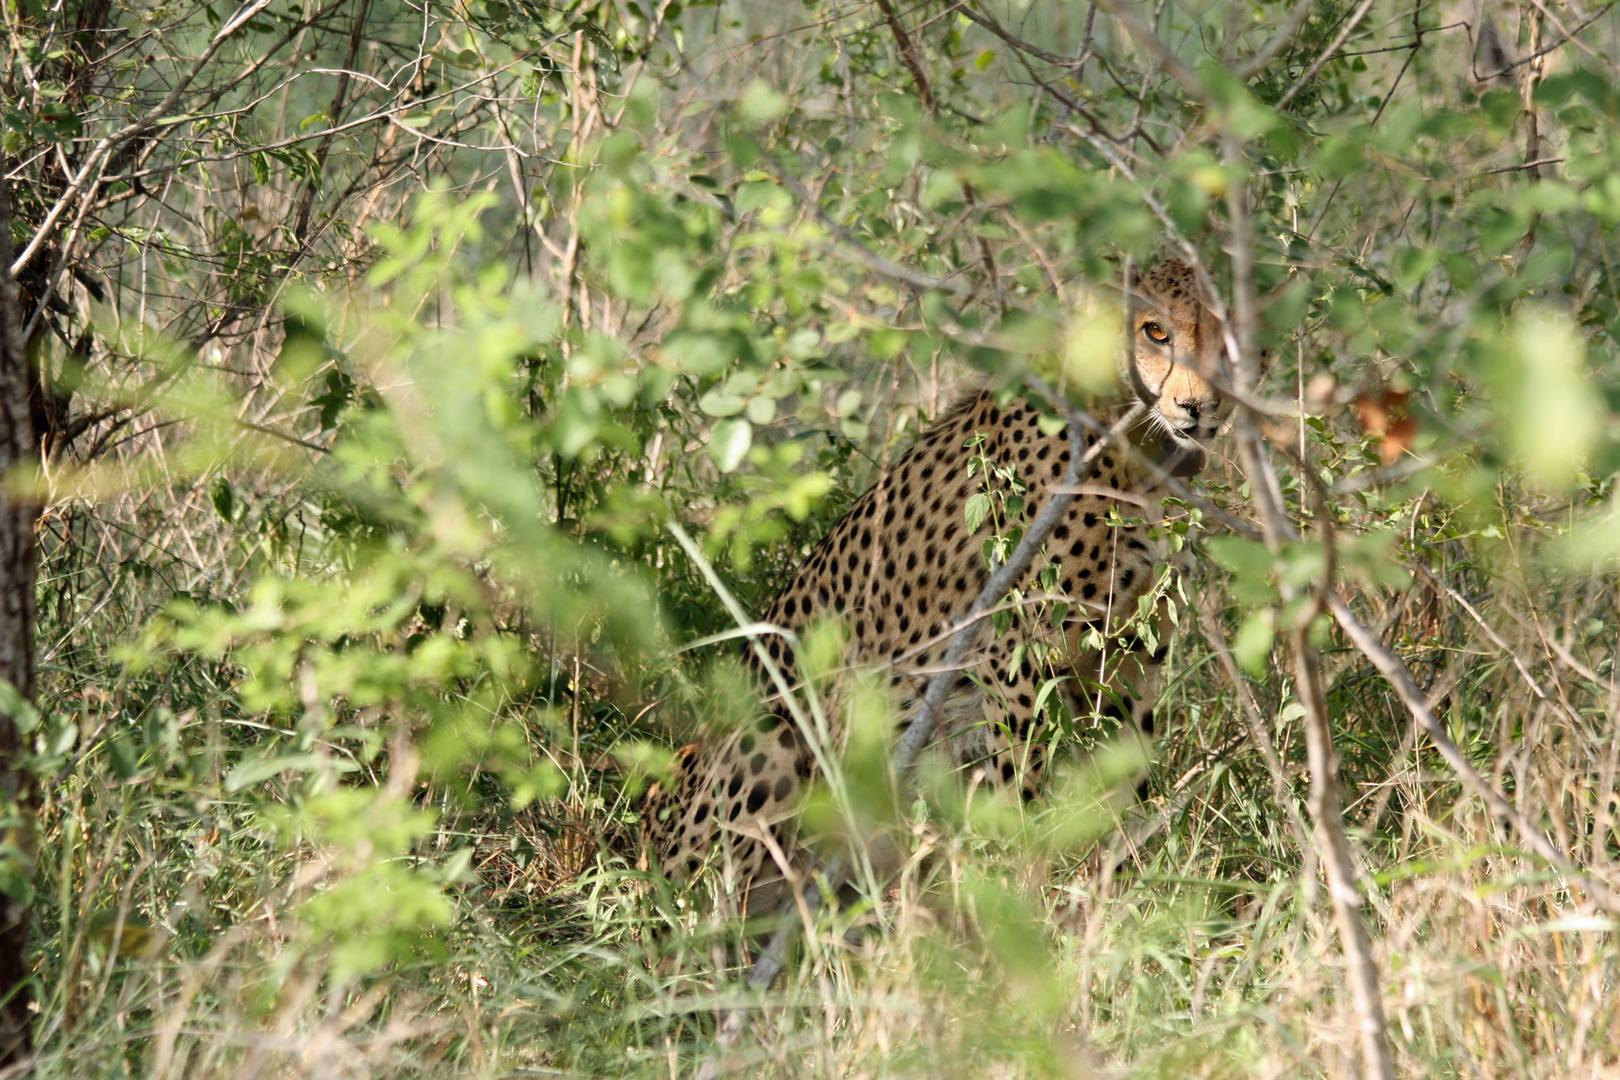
[
  {"x1": 1236, "y1": 0, "x2": 1317, "y2": 77},
  {"x1": 1328, "y1": 591, "x2": 1620, "y2": 914},
  {"x1": 1087, "y1": 0, "x2": 1211, "y2": 102},
  {"x1": 1293, "y1": 607, "x2": 1396, "y2": 1080},
  {"x1": 1276, "y1": 0, "x2": 1381, "y2": 109}
]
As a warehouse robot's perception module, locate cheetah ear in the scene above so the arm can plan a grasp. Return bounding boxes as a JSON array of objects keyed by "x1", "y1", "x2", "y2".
[
  {"x1": 1116, "y1": 264, "x2": 1166, "y2": 318},
  {"x1": 1118, "y1": 258, "x2": 1195, "y2": 324}
]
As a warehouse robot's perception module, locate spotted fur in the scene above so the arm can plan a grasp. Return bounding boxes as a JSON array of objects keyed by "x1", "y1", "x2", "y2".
[{"x1": 643, "y1": 260, "x2": 1229, "y2": 914}]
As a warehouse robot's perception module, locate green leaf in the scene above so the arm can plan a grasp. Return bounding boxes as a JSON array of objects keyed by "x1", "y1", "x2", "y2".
[
  {"x1": 1200, "y1": 61, "x2": 1278, "y2": 137},
  {"x1": 745, "y1": 395, "x2": 777, "y2": 424},
  {"x1": 1488, "y1": 308, "x2": 1601, "y2": 489},
  {"x1": 225, "y1": 752, "x2": 324, "y2": 792},
  {"x1": 0, "y1": 846, "x2": 33, "y2": 906},
  {"x1": 211, "y1": 477, "x2": 236, "y2": 523},
  {"x1": 698, "y1": 389, "x2": 745, "y2": 417},
  {"x1": 738, "y1": 79, "x2": 788, "y2": 123},
  {"x1": 106, "y1": 730, "x2": 139, "y2": 779},
  {"x1": 734, "y1": 180, "x2": 786, "y2": 215},
  {"x1": 709, "y1": 418, "x2": 752, "y2": 473},
  {"x1": 964, "y1": 492, "x2": 991, "y2": 533},
  {"x1": 1234, "y1": 610, "x2": 1275, "y2": 678},
  {"x1": 440, "y1": 846, "x2": 475, "y2": 883},
  {"x1": 1276, "y1": 541, "x2": 1328, "y2": 589},
  {"x1": 1206, "y1": 537, "x2": 1272, "y2": 578},
  {"x1": 0, "y1": 680, "x2": 40, "y2": 734}
]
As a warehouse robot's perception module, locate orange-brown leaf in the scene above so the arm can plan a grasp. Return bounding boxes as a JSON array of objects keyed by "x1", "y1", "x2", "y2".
[{"x1": 1354, "y1": 389, "x2": 1414, "y2": 464}]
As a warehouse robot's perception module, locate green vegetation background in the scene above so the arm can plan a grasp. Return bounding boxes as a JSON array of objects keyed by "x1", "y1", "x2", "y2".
[{"x1": 5, "y1": 0, "x2": 1620, "y2": 1074}]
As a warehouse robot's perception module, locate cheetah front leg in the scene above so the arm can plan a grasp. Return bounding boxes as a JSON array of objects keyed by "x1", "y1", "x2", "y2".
[{"x1": 958, "y1": 578, "x2": 1180, "y2": 804}]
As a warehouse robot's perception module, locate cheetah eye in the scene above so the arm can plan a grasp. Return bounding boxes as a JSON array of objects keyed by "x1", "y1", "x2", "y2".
[{"x1": 1142, "y1": 322, "x2": 1170, "y2": 344}]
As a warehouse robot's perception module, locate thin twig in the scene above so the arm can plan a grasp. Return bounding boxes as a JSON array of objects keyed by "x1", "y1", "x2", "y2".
[
  {"x1": 1194, "y1": 596, "x2": 1310, "y2": 854},
  {"x1": 11, "y1": 0, "x2": 279, "y2": 275},
  {"x1": 1493, "y1": 0, "x2": 1616, "y2": 74},
  {"x1": 1276, "y1": 0, "x2": 1380, "y2": 109},
  {"x1": 1236, "y1": 0, "x2": 1317, "y2": 77},
  {"x1": 875, "y1": 0, "x2": 1001, "y2": 306},
  {"x1": 956, "y1": 2, "x2": 1086, "y2": 68},
  {"x1": 1086, "y1": 0, "x2": 1210, "y2": 101}
]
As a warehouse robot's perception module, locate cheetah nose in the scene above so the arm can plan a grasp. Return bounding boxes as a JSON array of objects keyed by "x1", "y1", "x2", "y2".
[{"x1": 1175, "y1": 398, "x2": 1202, "y2": 422}]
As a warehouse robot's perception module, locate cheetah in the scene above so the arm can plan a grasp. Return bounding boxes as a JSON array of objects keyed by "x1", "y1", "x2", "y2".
[{"x1": 644, "y1": 260, "x2": 1230, "y2": 916}]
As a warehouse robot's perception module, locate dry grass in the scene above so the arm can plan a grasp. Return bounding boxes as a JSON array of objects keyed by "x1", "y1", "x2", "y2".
[
  {"x1": 26, "y1": 473, "x2": 1620, "y2": 1078},
  {"x1": 13, "y1": 0, "x2": 1620, "y2": 1076}
]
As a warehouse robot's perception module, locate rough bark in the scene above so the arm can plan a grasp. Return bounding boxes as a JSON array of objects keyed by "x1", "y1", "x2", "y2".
[{"x1": 0, "y1": 167, "x2": 40, "y2": 1068}]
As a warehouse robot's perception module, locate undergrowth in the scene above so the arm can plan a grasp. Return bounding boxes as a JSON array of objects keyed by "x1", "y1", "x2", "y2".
[{"x1": 8, "y1": 0, "x2": 1620, "y2": 1076}]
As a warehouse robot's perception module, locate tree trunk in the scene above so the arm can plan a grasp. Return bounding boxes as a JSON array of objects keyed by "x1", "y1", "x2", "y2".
[{"x1": 0, "y1": 169, "x2": 40, "y2": 1068}]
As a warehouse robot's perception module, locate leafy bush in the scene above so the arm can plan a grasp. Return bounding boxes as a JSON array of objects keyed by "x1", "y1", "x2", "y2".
[{"x1": 3, "y1": 0, "x2": 1620, "y2": 1075}]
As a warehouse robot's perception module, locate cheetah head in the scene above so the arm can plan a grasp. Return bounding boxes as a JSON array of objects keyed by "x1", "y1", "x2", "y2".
[{"x1": 1126, "y1": 259, "x2": 1230, "y2": 478}]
